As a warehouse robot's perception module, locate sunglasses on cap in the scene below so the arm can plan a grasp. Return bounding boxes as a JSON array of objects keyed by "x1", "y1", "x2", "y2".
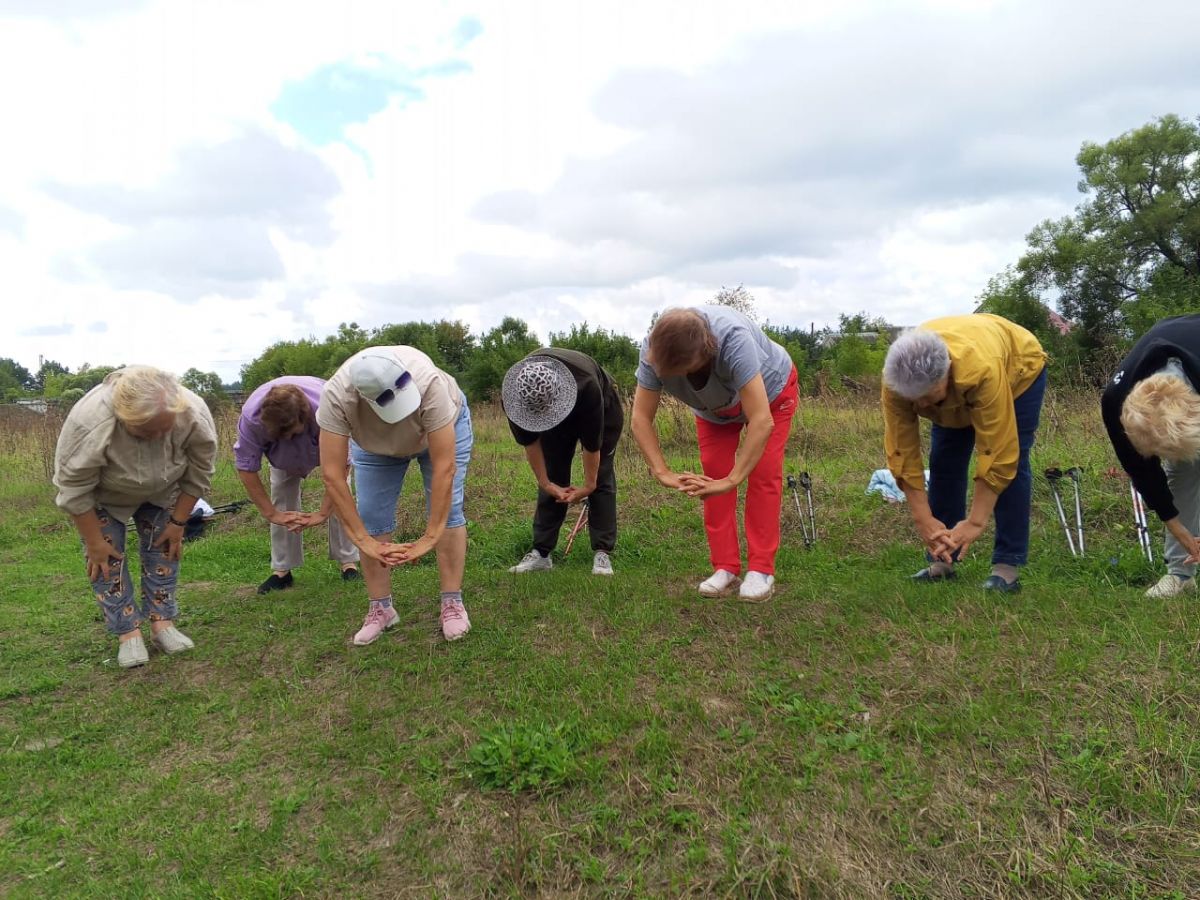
[{"x1": 374, "y1": 371, "x2": 413, "y2": 407}]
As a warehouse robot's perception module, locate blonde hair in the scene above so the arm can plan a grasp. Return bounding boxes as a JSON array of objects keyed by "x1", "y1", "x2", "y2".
[
  {"x1": 1121, "y1": 374, "x2": 1200, "y2": 462},
  {"x1": 648, "y1": 308, "x2": 717, "y2": 372},
  {"x1": 105, "y1": 366, "x2": 188, "y2": 426}
]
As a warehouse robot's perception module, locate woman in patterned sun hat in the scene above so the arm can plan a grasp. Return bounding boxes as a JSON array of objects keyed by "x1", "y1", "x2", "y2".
[{"x1": 502, "y1": 348, "x2": 624, "y2": 576}]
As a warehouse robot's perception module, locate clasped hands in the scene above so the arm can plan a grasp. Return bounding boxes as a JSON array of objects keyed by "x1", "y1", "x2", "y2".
[
  {"x1": 541, "y1": 481, "x2": 595, "y2": 505},
  {"x1": 360, "y1": 533, "x2": 438, "y2": 568},
  {"x1": 268, "y1": 509, "x2": 328, "y2": 533},
  {"x1": 920, "y1": 518, "x2": 985, "y2": 563},
  {"x1": 656, "y1": 470, "x2": 736, "y2": 499}
]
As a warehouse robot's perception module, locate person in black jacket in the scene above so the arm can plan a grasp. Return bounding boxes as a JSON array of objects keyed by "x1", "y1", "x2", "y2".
[
  {"x1": 1101, "y1": 314, "x2": 1200, "y2": 598},
  {"x1": 502, "y1": 349, "x2": 624, "y2": 576}
]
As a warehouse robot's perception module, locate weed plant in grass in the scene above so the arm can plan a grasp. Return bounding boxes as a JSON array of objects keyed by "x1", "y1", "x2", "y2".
[{"x1": 1, "y1": 391, "x2": 1199, "y2": 898}]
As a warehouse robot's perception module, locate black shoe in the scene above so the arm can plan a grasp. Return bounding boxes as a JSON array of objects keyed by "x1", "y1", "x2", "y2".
[
  {"x1": 910, "y1": 567, "x2": 957, "y2": 582},
  {"x1": 257, "y1": 572, "x2": 294, "y2": 594},
  {"x1": 341, "y1": 566, "x2": 361, "y2": 582},
  {"x1": 982, "y1": 575, "x2": 1021, "y2": 594}
]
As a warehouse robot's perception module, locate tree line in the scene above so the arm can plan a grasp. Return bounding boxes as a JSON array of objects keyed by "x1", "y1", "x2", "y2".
[{"x1": 5, "y1": 113, "x2": 1197, "y2": 407}]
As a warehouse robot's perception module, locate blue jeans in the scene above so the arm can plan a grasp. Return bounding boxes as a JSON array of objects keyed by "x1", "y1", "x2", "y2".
[
  {"x1": 87, "y1": 504, "x2": 180, "y2": 635},
  {"x1": 928, "y1": 367, "x2": 1047, "y2": 567},
  {"x1": 350, "y1": 396, "x2": 473, "y2": 536}
]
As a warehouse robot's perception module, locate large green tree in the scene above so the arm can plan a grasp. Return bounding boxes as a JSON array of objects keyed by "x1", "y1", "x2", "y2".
[
  {"x1": 33, "y1": 359, "x2": 69, "y2": 393},
  {"x1": 462, "y1": 317, "x2": 540, "y2": 400},
  {"x1": 372, "y1": 320, "x2": 476, "y2": 375},
  {"x1": 990, "y1": 115, "x2": 1200, "y2": 362},
  {"x1": 240, "y1": 323, "x2": 370, "y2": 391},
  {"x1": 0, "y1": 357, "x2": 32, "y2": 399},
  {"x1": 547, "y1": 323, "x2": 640, "y2": 394},
  {"x1": 181, "y1": 368, "x2": 228, "y2": 411}
]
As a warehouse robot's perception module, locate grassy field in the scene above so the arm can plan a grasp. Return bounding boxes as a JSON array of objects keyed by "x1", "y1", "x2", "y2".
[{"x1": 1, "y1": 391, "x2": 1199, "y2": 898}]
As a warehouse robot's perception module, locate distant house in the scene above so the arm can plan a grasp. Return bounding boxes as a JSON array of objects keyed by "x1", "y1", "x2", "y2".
[
  {"x1": 13, "y1": 397, "x2": 50, "y2": 414},
  {"x1": 1047, "y1": 310, "x2": 1074, "y2": 335}
]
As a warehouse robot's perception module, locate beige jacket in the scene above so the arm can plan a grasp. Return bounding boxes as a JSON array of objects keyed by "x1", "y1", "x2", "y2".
[{"x1": 53, "y1": 382, "x2": 218, "y2": 523}]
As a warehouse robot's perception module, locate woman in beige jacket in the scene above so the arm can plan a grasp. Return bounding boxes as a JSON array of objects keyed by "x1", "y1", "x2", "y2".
[{"x1": 53, "y1": 366, "x2": 217, "y2": 668}]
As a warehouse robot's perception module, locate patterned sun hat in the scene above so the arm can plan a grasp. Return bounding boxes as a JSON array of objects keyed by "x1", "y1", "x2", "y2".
[{"x1": 502, "y1": 355, "x2": 578, "y2": 432}]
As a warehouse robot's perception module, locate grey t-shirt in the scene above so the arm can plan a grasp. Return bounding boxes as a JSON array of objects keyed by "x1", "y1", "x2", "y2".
[{"x1": 636, "y1": 305, "x2": 794, "y2": 424}]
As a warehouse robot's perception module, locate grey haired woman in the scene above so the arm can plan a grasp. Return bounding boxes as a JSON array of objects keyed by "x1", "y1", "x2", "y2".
[{"x1": 881, "y1": 314, "x2": 1046, "y2": 592}]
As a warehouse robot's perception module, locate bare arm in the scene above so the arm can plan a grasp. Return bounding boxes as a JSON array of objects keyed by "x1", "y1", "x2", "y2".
[
  {"x1": 320, "y1": 430, "x2": 405, "y2": 569},
  {"x1": 680, "y1": 375, "x2": 774, "y2": 499},
  {"x1": 631, "y1": 386, "x2": 686, "y2": 490},
  {"x1": 72, "y1": 509, "x2": 123, "y2": 582},
  {"x1": 1166, "y1": 517, "x2": 1200, "y2": 563},
  {"x1": 237, "y1": 469, "x2": 306, "y2": 530},
  {"x1": 320, "y1": 431, "x2": 370, "y2": 544},
  {"x1": 393, "y1": 422, "x2": 457, "y2": 563},
  {"x1": 523, "y1": 440, "x2": 569, "y2": 502},
  {"x1": 153, "y1": 492, "x2": 198, "y2": 562},
  {"x1": 901, "y1": 484, "x2": 954, "y2": 560},
  {"x1": 562, "y1": 448, "x2": 600, "y2": 504}
]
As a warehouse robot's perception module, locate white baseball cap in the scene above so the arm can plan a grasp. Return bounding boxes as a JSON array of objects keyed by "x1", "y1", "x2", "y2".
[{"x1": 349, "y1": 351, "x2": 421, "y2": 423}]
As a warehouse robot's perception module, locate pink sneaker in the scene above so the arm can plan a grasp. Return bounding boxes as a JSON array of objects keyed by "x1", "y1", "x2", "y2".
[
  {"x1": 440, "y1": 598, "x2": 471, "y2": 641},
  {"x1": 353, "y1": 603, "x2": 399, "y2": 646}
]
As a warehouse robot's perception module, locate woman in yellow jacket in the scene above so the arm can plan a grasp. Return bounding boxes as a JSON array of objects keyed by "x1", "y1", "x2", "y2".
[{"x1": 881, "y1": 314, "x2": 1047, "y2": 592}]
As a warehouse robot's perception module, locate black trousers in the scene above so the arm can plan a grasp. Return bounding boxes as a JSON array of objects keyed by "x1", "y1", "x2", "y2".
[{"x1": 533, "y1": 435, "x2": 617, "y2": 555}]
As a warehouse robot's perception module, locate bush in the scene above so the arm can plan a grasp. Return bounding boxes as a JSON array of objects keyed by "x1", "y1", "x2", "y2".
[{"x1": 466, "y1": 721, "x2": 583, "y2": 793}]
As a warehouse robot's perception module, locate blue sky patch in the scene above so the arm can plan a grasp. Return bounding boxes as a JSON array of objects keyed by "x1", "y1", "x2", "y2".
[
  {"x1": 272, "y1": 62, "x2": 428, "y2": 146},
  {"x1": 452, "y1": 16, "x2": 483, "y2": 48}
]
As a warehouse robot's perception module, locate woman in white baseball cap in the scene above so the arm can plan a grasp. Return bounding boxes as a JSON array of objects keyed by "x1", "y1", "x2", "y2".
[{"x1": 317, "y1": 346, "x2": 475, "y2": 645}]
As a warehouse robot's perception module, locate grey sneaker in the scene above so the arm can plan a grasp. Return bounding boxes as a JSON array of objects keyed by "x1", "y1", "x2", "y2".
[
  {"x1": 118, "y1": 635, "x2": 149, "y2": 668},
  {"x1": 151, "y1": 626, "x2": 195, "y2": 655},
  {"x1": 509, "y1": 550, "x2": 552, "y2": 574},
  {"x1": 1145, "y1": 574, "x2": 1196, "y2": 599},
  {"x1": 592, "y1": 551, "x2": 613, "y2": 576}
]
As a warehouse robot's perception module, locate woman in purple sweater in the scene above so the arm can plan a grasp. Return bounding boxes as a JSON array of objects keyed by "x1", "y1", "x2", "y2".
[{"x1": 234, "y1": 376, "x2": 360, "y2": 594}]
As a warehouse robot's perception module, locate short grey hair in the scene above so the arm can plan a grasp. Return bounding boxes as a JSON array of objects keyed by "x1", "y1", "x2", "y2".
[{"x1": 883, "y1": 329, "x2": 951, "y2": 400}]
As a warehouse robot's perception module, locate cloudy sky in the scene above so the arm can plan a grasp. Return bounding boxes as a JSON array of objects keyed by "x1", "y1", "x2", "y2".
[{"x1": 2, "y1": 0, "x2": 1199, "y2": 382}]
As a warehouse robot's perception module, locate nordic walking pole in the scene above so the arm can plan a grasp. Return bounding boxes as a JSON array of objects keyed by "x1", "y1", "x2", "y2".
[
  {"x1": 1065, "y1": 467, "x2": 1085, "y2": 555},
  {"x1": 787, "y1": 474, "x2": 813, "y2": 549},
  {"x1": 1131, "y1": 485, "x2": 1153, "y2": 563},
  {"x1": 563, "y1": 500, "x2": 589, "y2": 557},
  {"x1": 1044, "y1": 468, "x2": 1077, "y2": 556},
  {"x1": 800, "y1": 472, "x2": 816, "y2": 547}
]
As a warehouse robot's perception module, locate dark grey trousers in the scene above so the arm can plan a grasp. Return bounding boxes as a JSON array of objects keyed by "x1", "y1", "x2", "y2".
[{"x1": 533, "y1": 436, "x2": 617, "y2": 556}]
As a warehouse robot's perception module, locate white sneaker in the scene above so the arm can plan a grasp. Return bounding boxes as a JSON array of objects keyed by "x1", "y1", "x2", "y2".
[
  {"x1": 698, "y1": 569, "x2": 741, "y2": 598},
  {"x1": 509, "y1": 550, "x2": 552, "y2": 574},
  {"x1": 118, "y1": 635, "x2": 149, "y2": 668},
  {"x1": 739, "y1": 571, "x2": 776, "y2": 603},
  {"x1": 1145, "y1": 574, "x2": 1196, "y2": 599},
  {"x1": 592, "y1": 551, "x2": 614, "y2": 576},
  {"x1": 152, "y1": 626, "x2": 195, "y2": 655}
]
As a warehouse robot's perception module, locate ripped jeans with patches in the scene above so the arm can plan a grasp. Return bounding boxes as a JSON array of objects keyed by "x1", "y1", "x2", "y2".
[{"x1": 87, "y1": 504, "x2": 180, "y2": 635}]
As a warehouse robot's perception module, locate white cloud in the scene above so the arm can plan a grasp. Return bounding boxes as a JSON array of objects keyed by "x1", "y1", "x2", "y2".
[{"x1": 2, "y1": 0, "x2": 1199, "y2": 381}]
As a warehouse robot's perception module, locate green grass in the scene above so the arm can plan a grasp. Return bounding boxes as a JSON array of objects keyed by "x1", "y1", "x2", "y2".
[{"x1": 2, "y1": 393, "x2": 1199, "y2": 898}]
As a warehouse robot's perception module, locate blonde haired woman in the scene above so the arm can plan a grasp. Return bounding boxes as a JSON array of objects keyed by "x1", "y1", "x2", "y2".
[
  {"x1": 54, "y1": 366, "x2": 217, "y2": 668},
  {"x1": 1102, "y1": 314, "x2": 1200, "y2": 598}
]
